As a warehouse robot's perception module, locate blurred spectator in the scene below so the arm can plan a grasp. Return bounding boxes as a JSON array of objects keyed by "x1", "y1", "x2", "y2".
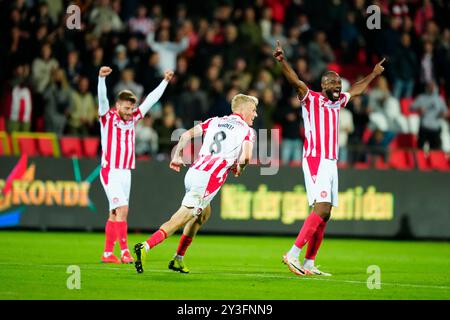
[
  {"x1": 260, "y1": 7, "x2": 273, "y2": 42},
  {"x1": 89, "y1": 0, "x2": 124, "y2": 37},
  {"x1": 340, "y1": 11, "x2": 361, "y2": 64},
  {"x1": 392, "y1": 33, "x2": 417, "y2": 99},
  {"x1": 420, "y1": 40, "x2": 437, "y2": 89},
  {"x1": 113, "y1": 68, "x2": 144, "y2": 102},
  {"x1": 411, "y1": 81, "x2": 448, "y2": 150},
  {"x1": 339, "y1": 107, "x2": 354, "y2": 164},
  {"x1": 367, "y1": 128, "x2": 395, "y2": 162},
  {"x1": 135, "y1": 114, "x2": 158, "y2": 156},
  {"x1": 84, "y1": 47, "x2": 105, "y2": 95},
  {"x1": 138, "y1": 52, "x2": 160, "y2": 92},
  {"x1": 436, "y1": 28, "x2": 450, "y2": 105},
  {"x1": 177, "y1": 76, "x2": 208, "y2": 129},
  {"x1": 31, "y1": 43, "x2": 59, "y2": 94},
  {"x1": 64, "y1": 50, "x2": 82, "y2": 88},
  {"x1": 238, "y1": 8, "x2": 263, "y2": 66},
  {"x1": 68, "y1": 76, "x2": 96, "y2": 136},
  {"x1": 112, "y1": 45, "x2": 132, "y2": 74},
  {"x1": 207, "y1": 80, "x2": 230, "y2": 118},
  {"x1": 347, "y1": 93, "x2": 369, "y2": 162},
  {"x1": 154, "y1": 103, "x2": 178, "y2": 158},
  {"x1": 368, "y1": 76, "x2": 408, "y2": 134},
  {"x1": 146, "y1": 28, "x2": 188, "y2": 76},
  {"x1": 221, "y1": 24, "x2": 240, "y2": 70},
  {"x1": 414, "y1": 0, "x2": 434, "y2": 36},
  {"x1": 128, "y1": 4, "x2": 154, "y2": 36},
  {"x1": 278, "y1": 94, "x2": 302, "y2": 164},
  {"x1": 43, "y1": 68, "x2": 71, "y2": 135},
  {"x1": 4, "y1": 64, "x2": 33, "y2": 132},
  {"x1": 294, "y1": 57, "x2": 313, "y2": 84},
  {"x1": 224, "y1": 58, "x2": 252, "y2": 92},
  {"x1": 307, "y1": 31, "x2": 335, "y2": 85}
]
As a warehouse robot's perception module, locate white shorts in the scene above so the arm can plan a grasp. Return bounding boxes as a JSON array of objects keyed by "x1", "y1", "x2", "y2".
[
  {"x1": 181, "y1": 168, "x2": 224, "y2": 214},
  {"x1": 100, "y1": 167, "x2": 131, "y2": 211},
  {"x1": 302, "y1": 157, "x2": 338, "y2": 207}
]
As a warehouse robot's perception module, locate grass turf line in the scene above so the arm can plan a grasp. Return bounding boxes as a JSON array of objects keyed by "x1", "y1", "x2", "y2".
[{"x1": 0, "y1": 231, "x2": 449, "y2": 299}]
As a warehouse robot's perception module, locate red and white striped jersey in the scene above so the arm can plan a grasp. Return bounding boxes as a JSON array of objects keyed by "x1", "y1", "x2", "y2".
[
  {"x1": 191, "y1": 114, "x2": 255, "y2": 180},
  {"x1": 301, "y1": 89, "x2": 351, "y2": 159},
  {"x1": 99, "y1": 109, "x2": 143, "y2": 169}
]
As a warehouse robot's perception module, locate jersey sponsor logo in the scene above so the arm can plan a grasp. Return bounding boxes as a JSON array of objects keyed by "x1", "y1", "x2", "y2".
[{"x1": 113, "y1": 197, "x2": 119, "y2": 204}]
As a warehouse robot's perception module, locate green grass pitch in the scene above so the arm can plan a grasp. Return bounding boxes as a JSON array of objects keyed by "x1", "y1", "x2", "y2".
[{"x1": 0, "y1": 231, "x2": 449, "y2": 300}]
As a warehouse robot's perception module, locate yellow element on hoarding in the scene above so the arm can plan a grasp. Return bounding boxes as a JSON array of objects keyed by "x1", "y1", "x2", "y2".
[
  {"x1": 10, "y1": 132, "x2": 61, "y2": 158},
  {"x1": 221, "y1": 184, "x2": 252, "y2": 220},
  {"x1": 220, "y1": 184, "x2": 394, "y2": 223},
  {"x1": 252, "y1": 185, "x2": 281, "y2": 220},
  {"x1": 0, "y1": 179, "x2": 90, "y2": 209}
]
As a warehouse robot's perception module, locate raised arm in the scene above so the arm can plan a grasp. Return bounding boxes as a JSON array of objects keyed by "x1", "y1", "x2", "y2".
[
  {"x1": 169, "y1": 125, "x2": 204, "y2": 172},
  {"x1": 348, "y1": 58, "x2": 385, "y2": 98},
  {"x1": 97, "y1": 66, "x2": 112, "y2": 116},
  {"x1": 138, "y1": 70, "x2": 174, "y2": 116},
  {"x1": 273, "y1": 40, "x2": 309, "y2": 100}
]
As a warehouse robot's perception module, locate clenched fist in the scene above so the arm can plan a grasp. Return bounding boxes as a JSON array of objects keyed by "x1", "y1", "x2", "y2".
[{"x1": 99, "y1": 66, "x2": 112, "y2": 78}]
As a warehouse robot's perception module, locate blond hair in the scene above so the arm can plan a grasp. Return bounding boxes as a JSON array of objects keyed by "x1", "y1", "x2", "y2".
[
  {"x1": 231, "y1": 94, "x2": 258, "y2": 112},
  {"x1": 117, "y1": 90, "x2": 137, "y2": 104}
]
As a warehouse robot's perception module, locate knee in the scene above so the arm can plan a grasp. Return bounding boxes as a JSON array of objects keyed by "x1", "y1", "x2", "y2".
[{"x1": 314, "y1": 204, "x2": 331, "y2": 221}]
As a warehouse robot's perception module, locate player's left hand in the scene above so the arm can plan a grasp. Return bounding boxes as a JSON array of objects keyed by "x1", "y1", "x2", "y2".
[
  {"x1": 169, "y1": 156, "x2": 184, "y2": 172},
  {"x1": 373, "y1": 58, "x2": 386, "y2": 76},
  {"x1": 231, "y1": 163, "x2": 244, "y2": 177},
  {"x1": 164, "y1": 70, "x2": 174, "y2": 82},
  {"x1": 273, "y1": 40, "x2": 284, "y2": 62}
]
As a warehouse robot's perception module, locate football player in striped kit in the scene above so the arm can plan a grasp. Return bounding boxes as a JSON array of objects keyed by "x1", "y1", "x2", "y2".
[
  {"x1": 133, "y1": 94, "x2": 258, "y2": 274},
  {"x1": 274, "y1": 40, "x2": 385, "y2": 276},
  {"x1": 98, "y1": 66, "x2": 173, "y2": 264}
]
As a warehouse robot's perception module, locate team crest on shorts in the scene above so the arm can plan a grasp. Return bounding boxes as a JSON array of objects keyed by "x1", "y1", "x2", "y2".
[
  {"x1": 320, "y1": 191, "x2": 327, "y2": 198},
  {"x1": 113, "y1": 197, "x2": 119, "y2": 204}
]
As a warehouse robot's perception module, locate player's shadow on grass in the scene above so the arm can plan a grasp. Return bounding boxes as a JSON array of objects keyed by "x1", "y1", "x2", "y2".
[{"x1": 394, "y1": 214, "x2": 413, "y2": 240}]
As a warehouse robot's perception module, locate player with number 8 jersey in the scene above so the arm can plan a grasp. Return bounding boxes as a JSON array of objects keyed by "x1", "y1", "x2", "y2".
[{"x1": 133, "y1": 94, "x2": 258, "y2": 274}]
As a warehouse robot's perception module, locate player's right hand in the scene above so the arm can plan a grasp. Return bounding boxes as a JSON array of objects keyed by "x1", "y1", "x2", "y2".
[
  {"x1": 273, "y1": 40, "x2": 284, "y2": 62},
  {"x1": 99, "y1": 66, "x2": 112, "y2": 77},
  {"x1": 169, "y1": 156, "x2": 184, "y2": 172}
]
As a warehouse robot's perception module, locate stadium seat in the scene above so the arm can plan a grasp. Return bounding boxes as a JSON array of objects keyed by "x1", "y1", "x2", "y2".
[
  {"x1": 389, "y1": 150, "x2": 414, "y2": 170},
  {"x1": 82, "y1": 137, "x2": 100, "y2": 158},
  {"x1": 17, "y1": 137, "x2": 38, "y2": 156},
  {"x1": 60, "y1": 137, "x2": 83, "y2": 158},
  {"x1": 428, "y1": 150, "x2": 449, "y2": 171},
  {"x1": 353, "y1": 161, "x2": 370, "y2": 169},
  {"x1": 37, "y1": 137, "x2": 56, "y2": 157},
  {"x1": 395, "y1": 134, "x2": 417, "y2": 149},
  {"x1": 361, "y1": 128, "x2": 372, "y2": 144},
  {"x1": 400, "y1": 98, "x2": 414, "y2": 116},
  {"x1": 0, "y1": 117, "x2": 5, "y2": 131},
  {"x1": 415, "y1": 150, "x2": 431, "y2": 171},
  {"x1": 374, "y1": 155, "x2": 389, "y2": 170}
]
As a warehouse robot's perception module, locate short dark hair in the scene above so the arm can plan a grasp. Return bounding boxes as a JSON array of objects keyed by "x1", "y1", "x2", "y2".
[
  {"x1": 117, "y1": 90, "x2": 137, "y2": 104},
  {"x1": 321, "y1": 71, "x2": 340, "y2": 83}
]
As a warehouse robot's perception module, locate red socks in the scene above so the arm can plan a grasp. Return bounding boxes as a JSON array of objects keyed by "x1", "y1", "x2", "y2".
[
  {"x1": 104, "y1": 220, "x2": 116, "y2": 253},
  {"x1": 146, "y1": 229, "x2": 168, "y2": 249},
  {"x1": 176, "y1": 234, "x2": 193, "y2": 256},
  {"x1": 305, "y1": 220, "x2": 327, "y2": 260},
  {"x1": 294, "y1": 212, "x2": 324, "y2": 249},
  {"x1": 115, "y1": 221, "x2": 129, "y2": 252}
]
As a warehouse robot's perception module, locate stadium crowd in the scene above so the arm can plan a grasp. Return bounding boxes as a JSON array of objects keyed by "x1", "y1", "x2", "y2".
[{"x1": 1, "y1": 0, "x2": 449, "y2": 164}]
